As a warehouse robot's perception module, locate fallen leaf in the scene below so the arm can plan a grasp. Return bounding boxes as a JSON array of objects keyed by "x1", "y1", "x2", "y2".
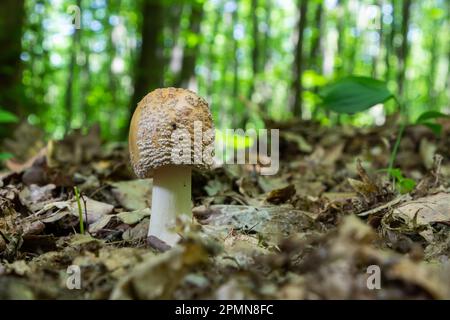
[
  {"x1": 110, "y1": 241, "x2": 208, "y2": 299},
  {"x1": 111, "y1": 179, "x2": 152, "y2": 211},
  {"x1": 117, "y1": 208, "x2": 151, "y2": 225},
  {"x1": 266, "y1": 185, "x2": 296, "y2": 204},
  {"x1": 382, "y1": 192, "x2": 450, "y2": 241}
]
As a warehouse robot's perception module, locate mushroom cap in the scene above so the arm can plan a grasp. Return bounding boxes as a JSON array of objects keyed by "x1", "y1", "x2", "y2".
[{"x1": 129, "y1": 87, "x2": 215, "y2": 178}]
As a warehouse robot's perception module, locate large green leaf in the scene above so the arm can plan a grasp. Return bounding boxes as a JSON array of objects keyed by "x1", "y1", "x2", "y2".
[
  {"x1": 416, "y1": 111, "x2": 449, "y2": 136},
  {"x1": 416, "y1": 110, "x2": 449, "y2": 123},
  {"x1": 0, "y1": 109, "x2": 19, "y2": 123},
  {"x1": 319, "y1": 76, "x2": 394, "y2": 114}
]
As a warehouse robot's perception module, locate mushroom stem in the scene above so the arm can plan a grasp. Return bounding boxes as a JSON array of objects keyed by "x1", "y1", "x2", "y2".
[{"x1": 149, "y1": 165, "x2": 192, "y2": 245}]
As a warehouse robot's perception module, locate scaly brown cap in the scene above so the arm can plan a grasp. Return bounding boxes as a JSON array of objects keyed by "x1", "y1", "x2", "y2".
[{"x1": 129, "y1": 88, "x2": 215, "y2": 178}]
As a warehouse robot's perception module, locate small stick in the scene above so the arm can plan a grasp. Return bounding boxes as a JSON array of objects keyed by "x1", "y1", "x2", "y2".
[
  {"x1": 74, "y1": 186, "x2": 85, "y2": 234},
  {"x1": 357, "y1": 194, "x2": 411, "y2": 217},
  {"x1": 80, "y1": 191, "x2": 90, "y2": 235}
]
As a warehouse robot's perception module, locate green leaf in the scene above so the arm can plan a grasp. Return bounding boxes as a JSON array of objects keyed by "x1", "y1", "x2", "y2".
[
  {"x1": 0, "y1": 109, "x2": 19, "y2": 123},
  {"x1": 399, "y1": 178, "x2": 416, "y2": 194},
  {"x1": 416, "y1": 110, "x2": 449, "y2": 123},
  {"x1": 422, "y1": 122, "x2": 442, "y2": 136},
  {"x1": 387, "y1": 168, "x2": 416, "y2": 194},
  {"x1": 416, "y1": 111, "x2": 448, "y2": 136},
  {"x1": 0, "y1": 152, "x2": 14, "y2": 161},
  {"x1": 319, "y1": 76, "x2": 394, "y2": 114},
  {"x1": 387, "y1": 168, "x2": 403, "y2": 180}
]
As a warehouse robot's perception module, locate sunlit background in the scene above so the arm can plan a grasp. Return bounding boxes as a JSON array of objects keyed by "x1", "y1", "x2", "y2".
[{"x1": 5, "y1": 0, "x2": 450, "y2": 140}]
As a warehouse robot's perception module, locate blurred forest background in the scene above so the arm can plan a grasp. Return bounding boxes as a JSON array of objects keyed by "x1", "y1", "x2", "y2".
[{"x1": 0, "y1": 0, "x2": 449, "y2": 142}]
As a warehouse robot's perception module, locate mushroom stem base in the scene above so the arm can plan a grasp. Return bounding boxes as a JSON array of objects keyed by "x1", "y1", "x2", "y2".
[{"x1": 149, "y1": 165, "x2": 192, "y2": 246}]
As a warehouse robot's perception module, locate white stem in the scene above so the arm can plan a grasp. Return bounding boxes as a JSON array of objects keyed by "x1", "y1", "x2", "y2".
[{"x1": 148, "y1": 165, "x2": 192, "y2": 245}]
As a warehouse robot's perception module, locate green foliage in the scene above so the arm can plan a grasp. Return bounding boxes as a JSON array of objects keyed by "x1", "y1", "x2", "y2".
[
  {"x1": 6, "y1": 0, "x2": 450, "y2": 138},
  {"x1": 0, "y1": 153, "x2": 14, "y2": 161},
  {"x1": 0, "y1": 109, "x2": 19, "y2": 123},
  {"x1": 416, "y1": 111, "x2": 449, "y2": 136},
  {"x1": 319, "y1": 76, "x2": 394, "y2": 114},
  {"x1": 387, "y1": 168, "x2": 416, "y2": 194},
  {"x1": 0, "y1": 109, "x2": 18, "y2": 162},
  {"x1": 216, "y1": 129, "x2": 254, "y2": 148}
]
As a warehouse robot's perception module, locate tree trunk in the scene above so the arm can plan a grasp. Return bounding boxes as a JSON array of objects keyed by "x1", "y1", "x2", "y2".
[
  {"x1": 248, "y1": 0, "x2": 261, "y2": 100},
  {"x1": 166, "y1": 3, "x2": 184, "y2": 77},
  {"x1": 231, "y1": 3, "x2": 241, "y2": 127},
  {"x1": 0, "y1": 0, "x2": 25, "y2": 120},
  {"x1": 130, "y1": 0, "x2": 165, "y2": 112},
  {"x1": 290, "y1": 0, "x2": 308, "y2": 118},
  {"x1": 261, "y1": 0, "x2": 272, "y2": 71},
  {"x1": 385, "y1": 0, "x2": 396, "y2": 81},
  {"x1": 206, "y1": 1, "x2": 224, "y2": 99},
  {"x1": 372, "y1": 1, "x2": 383, "y2": 78},
  {"x1": 28, "y1": 0, "x2": 47, "y2": 116},
  {"x1": 335, "y1": 0, "x2": 346, "y2": 75},
  {"x1": 427, "y1": 23, "x2": 438, "y2": 107},
  {"x1": 64, "y1": 0, "x2": 82, "y2": 131},
  {"x1": 175, "y1": 2, "x2": 204, "y2": 88},
  {"x1": 309, "y1": 2, "x2": 323, "y2": 72},
  {"x1": 446, "y1": 1, "x2": 450, "y2": 107},
  {"x1": 397, "y1": 0, "x2": 412, "y2": 97},
  {"x1": 258, "y1": 0, "x2": 273, "y2": 112}
]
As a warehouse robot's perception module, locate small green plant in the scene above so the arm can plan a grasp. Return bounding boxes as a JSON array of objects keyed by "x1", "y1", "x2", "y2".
[
  {"x1": 74, "y1": 186, "x2": 85, "y2": 234},
  {"x1": 319, "y1": 76, "x2": 407, "y2": 181},
  {"x1": 386, "y1": 168, "x2": 416, "y2": 194},
  {"x1": 0, "y1": 109, "x2": 19, "y2": 123},
  {"x1": 416, "y1": 110, "x2": 449, "y2": 136},
  {"x1": 0, "y1": 108, "x2": 19, "y2": 161}
]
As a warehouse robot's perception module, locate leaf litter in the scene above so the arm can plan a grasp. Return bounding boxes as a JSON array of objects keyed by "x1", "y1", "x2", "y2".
[{"x1": 0, "y1": 120, "x2": 450, "y2": 299}]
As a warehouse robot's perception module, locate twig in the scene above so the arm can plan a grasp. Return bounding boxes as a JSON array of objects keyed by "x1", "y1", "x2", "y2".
[
  {"x1": 80, "y1": 191, "x2": 90, "y2": 235},
  {"x1": 357, "y1": 194, "x2": 411, "y2": 217},
  {"x1": 74, "y1": 186, "x2": 84, "y2": 234}
]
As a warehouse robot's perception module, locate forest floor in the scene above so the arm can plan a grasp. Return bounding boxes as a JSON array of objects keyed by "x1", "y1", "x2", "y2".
[{"x1": 0, "y1": 119, "x2": 450, "y2": 299}]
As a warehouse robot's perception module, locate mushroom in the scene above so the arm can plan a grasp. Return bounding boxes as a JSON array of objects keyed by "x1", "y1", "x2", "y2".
[{"x1": 128, "y1": 88, "x2": 215, "y2": 246}]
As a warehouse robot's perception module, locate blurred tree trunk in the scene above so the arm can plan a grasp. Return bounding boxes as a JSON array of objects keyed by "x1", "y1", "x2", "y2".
[
  {"x1": 290, "y1": 0, "x2": 308, "y2": 118},
  {"x1": 259, "y1": 0, "x2": 272, "y2": 112},
  {"x1": 206, "y1": 1, "x2": 224, "y2": 99},
  {"x1": 385, "y1": 0, "x2": 396, "y2": 81},
  {"x1": 81, "y1": 47, "x2": 91, "y2": 121},
  {"x1": 248, "y1": 0, "x2": 261, "y2": 100},
  {"x1": 169, "y1": 5, "x2": 184, "y2": 45},
  {"x1": 28, "y1": 0, "x2": 48, "y2": 116},
  {"x1": 346, "y1": 22, "x2": 358, "y2": 74},
  {"x1": 309, "y1": 2, "x2": 323, "y2": 72},
  {"x1": 397, "y1": 0, "x2": 412, "y2": 97},
  {"x1": 0, "y1": 0, "x2": 25, "y2": 121},
  {"x1": 231, "y1": 3, "x2": 241, "y2": 127},
  {"x1": 105, "y1": 2, "x2": 117, "y2": 133},
  {"x1": 176, "y1": 2, "x2": 204, "y2": 88},
  {"x1": 335, "y1": 0, "x2": 346, "y2": 75},
  {"x1": 427, "y1": 16, "x2": 439, "y2": 107},
  {"x1": 372, "y1": 1, "x2": 383, "y2": 78},
  {"x1": 446, "y1": 2, "x2": 450, "y2": 106},
  {"x1": 130, "y1": 0, "x2": 165, "y2": 113},
  {"x1": 261, "y1": 0, "x2": 272, "y2": 70},
  {"x1": 64, "y1": 0, "x2": 82, "y2": 131},
  {"x1": 164, "y1": 3, "x2": 185, "y2": 72},
  {"x1": 309, "y1": 1, "x2": 323, "y2": 119},
  {"x1": 165, "y1": 4, "x2": 184, "y2": 82},
  {"x1": 218, "y1": 4, "x2": 233, "y2": 126}
]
